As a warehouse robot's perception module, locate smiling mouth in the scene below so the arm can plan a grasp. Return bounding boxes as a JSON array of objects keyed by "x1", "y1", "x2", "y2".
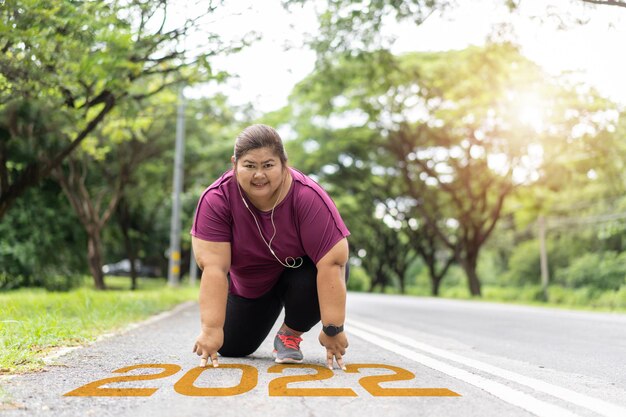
[{"x1": 252, "y1": 182, "x2": 268, "y2": 188}]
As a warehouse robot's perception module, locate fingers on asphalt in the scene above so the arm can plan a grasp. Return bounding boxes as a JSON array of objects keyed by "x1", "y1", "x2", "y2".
[{"x1": 337, "y1": 356, "x2": 347, "y2": 371}]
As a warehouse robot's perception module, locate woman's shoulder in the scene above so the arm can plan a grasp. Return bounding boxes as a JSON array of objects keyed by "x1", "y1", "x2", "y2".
[
  {"x1": 289, "y1": 167, "x2": 335, "y2": 205},
  {"x1": 209, "y1": 169, "x2": 235, "y2": 190},
  {"x1": 290, "y1": 167, "x2": 321, "y2": 191},
  {"x1": 200, "y1": 170, "x2": 235, "y2": 202}
]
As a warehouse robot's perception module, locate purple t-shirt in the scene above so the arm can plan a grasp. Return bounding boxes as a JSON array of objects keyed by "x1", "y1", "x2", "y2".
[{"x1": 190, "y1": 167, "x2": 350, "y2": 299}]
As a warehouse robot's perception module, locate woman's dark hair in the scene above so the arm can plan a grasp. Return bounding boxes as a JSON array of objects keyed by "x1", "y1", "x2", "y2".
[{"x1": 234, "y1": 124, "x2": 288, "y2": 165}]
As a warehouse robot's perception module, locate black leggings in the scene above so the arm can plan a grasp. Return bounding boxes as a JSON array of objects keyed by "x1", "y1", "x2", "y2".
[{"x1": 219, "y1": 257, "x2": 348, "y2": 357}]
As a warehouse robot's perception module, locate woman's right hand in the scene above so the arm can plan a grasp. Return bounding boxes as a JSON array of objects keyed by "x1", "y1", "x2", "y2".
[{"x1": 193, "y1": 327, "x2": 224, "y2": 367}]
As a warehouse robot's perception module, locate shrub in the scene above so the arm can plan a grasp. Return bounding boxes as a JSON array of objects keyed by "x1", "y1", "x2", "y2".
[
  {"x1": 593, "y1": 285, "x2": 626, "y2": 310},
  {"x1": 555, "y1": 251, "x2": 626, "y2": 291},
  {"x1": 0, "y1": 272, "x2": 28, "y2": 291},
  {"x1": 503, "y1": 240, "x2": 541, "y2": 286},
  {"x1": 42, "y1": 275, "x2": 84, "y2": 292},
  {"x1": 347, "y1": 265, "x2": 368, "y2": 292},
  {"x1": 489, "y1": 285, "x2": 546, "y2": 302}
]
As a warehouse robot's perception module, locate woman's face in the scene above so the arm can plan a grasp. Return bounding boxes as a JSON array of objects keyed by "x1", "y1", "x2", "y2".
[{"x1": 233, "y1": 147, "x2": 286, "y2": 204}]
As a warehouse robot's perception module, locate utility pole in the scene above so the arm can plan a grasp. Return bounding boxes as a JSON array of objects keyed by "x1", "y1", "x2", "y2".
[
  {"x1": 168, "y1": 89, "x2": 185, "y2": 287},
  {"x1": 538, "y1": 215, "x2": 549, "y2": 301}
]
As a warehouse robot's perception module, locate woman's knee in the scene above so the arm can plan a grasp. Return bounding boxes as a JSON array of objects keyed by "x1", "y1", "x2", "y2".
[{"x1": 218, "y1": 345, "x2": 257, "y2": 358}]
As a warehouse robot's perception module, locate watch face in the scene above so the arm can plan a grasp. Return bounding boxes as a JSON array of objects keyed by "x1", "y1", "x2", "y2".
[{"x1": 323, "y1": 325, "x2": 342, "y2": 336}]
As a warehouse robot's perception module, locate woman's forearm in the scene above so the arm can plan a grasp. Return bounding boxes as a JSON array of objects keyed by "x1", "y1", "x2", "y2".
[
  {"x1": 316, "y1": 264, "x2": 347, "y2": 325},
  {"x1": 198, "y1": 267, "x2": 229, "y2": 331}
]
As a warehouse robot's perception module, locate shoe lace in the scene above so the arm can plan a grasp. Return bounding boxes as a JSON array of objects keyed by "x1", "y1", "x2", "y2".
[{"x1": 278, "y1": 333, "x2": 302, "y2": 350}]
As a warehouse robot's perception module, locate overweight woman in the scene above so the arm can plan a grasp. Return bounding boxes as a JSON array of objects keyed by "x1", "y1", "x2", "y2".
[{"x1": 190, "y1": 124, "x2": 350, "y2": 370}]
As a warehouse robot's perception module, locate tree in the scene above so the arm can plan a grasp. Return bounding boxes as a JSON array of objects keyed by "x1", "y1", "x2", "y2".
[
  {"x1": 0, "y1": 0, "x2": 234, "y2": 219},
  {"x1": 285, "y1": 0, "x2": 453, "y2": 60},
  {"x1": 285, "y1": 0, "x2": 625, "y2": 297},
  {"x1": 282, "y1": 40, "x2": 620, "y2": 296},
  {"x1": 52, "y1": 118, "x2": 166, "y2": 290}
]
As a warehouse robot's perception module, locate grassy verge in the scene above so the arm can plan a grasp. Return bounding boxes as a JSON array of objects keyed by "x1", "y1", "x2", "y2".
[
  {"x1": 348, "y1": 265, "x2": 626, "y2": 313},
  {"x1": 401, "y1": 284, "x2": 626, "y2": 313},
  {"x1": 0, "y1": 277, "x2": 198, "y2": 375}
]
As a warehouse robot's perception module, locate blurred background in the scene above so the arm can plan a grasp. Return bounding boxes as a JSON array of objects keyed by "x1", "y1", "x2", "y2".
[{"x1": 2, "y1": 0, "x2": 625, "y2": 310}]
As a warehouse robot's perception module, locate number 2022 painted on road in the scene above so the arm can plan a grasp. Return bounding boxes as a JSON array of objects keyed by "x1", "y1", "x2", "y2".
[{"x1": 63, "y1": 363, "x2": 460, "y2": 397}]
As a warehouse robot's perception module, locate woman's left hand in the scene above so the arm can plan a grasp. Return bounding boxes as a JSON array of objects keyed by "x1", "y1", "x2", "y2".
[{"x1": 318, "y1": 331, "x2": 349, "y2": 370}]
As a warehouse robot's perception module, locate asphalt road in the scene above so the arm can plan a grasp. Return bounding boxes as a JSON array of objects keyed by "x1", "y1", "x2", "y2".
[{"x1": 1, "y1": 292, "x2": 625, "y2": 417}]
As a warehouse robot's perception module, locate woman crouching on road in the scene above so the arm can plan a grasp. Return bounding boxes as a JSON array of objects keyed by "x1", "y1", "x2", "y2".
[{"x1": 190, "y1": 124, "x2": 350, "y2": 370}]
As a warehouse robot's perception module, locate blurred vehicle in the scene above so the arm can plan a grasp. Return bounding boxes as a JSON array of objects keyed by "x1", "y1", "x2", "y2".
[{"x1": 102, "y1": 259, "x2": 161, "y2": 278}]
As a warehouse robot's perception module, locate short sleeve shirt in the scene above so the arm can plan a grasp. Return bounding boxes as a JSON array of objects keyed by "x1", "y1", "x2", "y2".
[{"x1": 190, "y1": 167, "x2": 350, "y2": 298}]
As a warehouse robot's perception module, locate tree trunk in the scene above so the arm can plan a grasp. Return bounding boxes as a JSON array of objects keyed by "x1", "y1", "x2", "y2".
[
  {"x1": 53, "y1": 154, "x2": 127, "y2": 292},
  {"x1": 392, "y1": 264, "x2": 407, "y2": 294},
  {"x1": 430, "y1": 271, "x2": 442, "y2": 296},
  {"x1": 398, "y1": 275, "x2": 405, "y2": 294},
  {"x1": 118, "y1": 198, "x2": 138, "y2": 290},
  {"x1": 461, "y1": 252, "x2": 481, "y2": 296},
  {"x1": 129, "y1": 254, "x2": 138, "y2": 290},
  {"x1": 87, "y1": 230, "x2": 106, "y2": 290}
]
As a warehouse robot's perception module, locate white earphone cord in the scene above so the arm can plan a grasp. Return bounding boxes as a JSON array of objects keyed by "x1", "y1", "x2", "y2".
[{"x1": 237, "y1": 173, "x2": 303, "y2": 269}]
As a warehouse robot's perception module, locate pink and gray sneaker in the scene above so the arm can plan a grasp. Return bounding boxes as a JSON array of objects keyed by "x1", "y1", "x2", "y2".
[{"x1": 272, "y1": 331, "x2": 304, "y2": 363}]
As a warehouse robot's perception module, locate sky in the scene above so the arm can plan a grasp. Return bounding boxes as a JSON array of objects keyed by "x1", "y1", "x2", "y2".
[{"x1": 188, "y1": 0, "x2": 626, "y2": 113}]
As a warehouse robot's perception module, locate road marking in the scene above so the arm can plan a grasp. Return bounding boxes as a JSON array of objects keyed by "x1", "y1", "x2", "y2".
[
  {"x1": 348, "y1": 325, "x2": 578, "y2": 417},
  {"x1": 348, "y1": 318, "x2": 626, "y2": 417}
]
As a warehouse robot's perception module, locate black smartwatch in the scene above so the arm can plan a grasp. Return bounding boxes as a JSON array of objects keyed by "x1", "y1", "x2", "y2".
[{"x1": 322, "y1": 324, "x2": 344, "y2": 337}]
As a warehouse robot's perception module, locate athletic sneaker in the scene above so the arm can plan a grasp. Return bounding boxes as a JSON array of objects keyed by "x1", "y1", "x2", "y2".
[{"x1": 273, "y1": 331, "x2": 304, "y2": 363}]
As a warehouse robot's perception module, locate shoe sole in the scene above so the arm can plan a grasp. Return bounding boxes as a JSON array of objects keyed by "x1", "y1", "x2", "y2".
[{"x1": 272, "y1": 350, "x2": 304, "y2": 364}]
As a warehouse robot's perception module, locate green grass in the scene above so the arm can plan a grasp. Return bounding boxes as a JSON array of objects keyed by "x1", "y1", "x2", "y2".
[
  {"x1": 0, "y1": 277, "x2": 198, "y2": 374},
  {"x1": 401, "y1": 283, "x2": 626, "y2": 313}
]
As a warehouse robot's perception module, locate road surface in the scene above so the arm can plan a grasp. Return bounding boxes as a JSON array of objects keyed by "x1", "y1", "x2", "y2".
[{"x1": 1, "y1": 292, "x2": 625, "y2": 417}]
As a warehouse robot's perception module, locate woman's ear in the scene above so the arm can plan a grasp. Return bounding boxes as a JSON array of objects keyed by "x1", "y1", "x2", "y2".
[{"x1": 231, "y1": 155, "x2": 236, "y2": 167}]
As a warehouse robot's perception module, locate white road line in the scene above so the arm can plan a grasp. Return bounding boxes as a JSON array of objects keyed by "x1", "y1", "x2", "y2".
[
  {"x1": 348, "y1": 318, "x2": 626, "y2": 417},
  {"x1": 348, "y1": 326, "x2": 579, "y2": 417}
]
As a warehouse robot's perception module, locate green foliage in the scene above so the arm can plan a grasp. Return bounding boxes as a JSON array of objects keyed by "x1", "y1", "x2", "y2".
[
  {"x1": 0, "y1": 179, "x2": 86, "y2": 289},
  {"x1": 346, "y1": 265, "x2": 369, "y2": 292},
  {"x1": 502, "y1": 233, "x2": 602, "y2": 287},
  {"x1": 41, "y1": 274, "x2": 84, "y2": 292},
  {"x1": 403, "y1": 282, "x2": 625, "y2": 311},
  {"x1": 0, "y1": 0, "x2": 233, "y2": 220},
  {"x1": 482, "y1": 285, "x2": 545, "y2": 303},
  {"x1": 475, "y1": 247, "x2": 509, "y2": 286},
  {"x1": 555, "y1": 251, "x2": 626, "y2": 291},
  {"x1": 593, "y1": 285, "x2": 626, "y2": 310},
  {"x1": 504, "y1": 239, "x2": 541, "y2": 285},
  {"x1": 286, "y1": 0, "x2": 452, "y2": 60}
]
